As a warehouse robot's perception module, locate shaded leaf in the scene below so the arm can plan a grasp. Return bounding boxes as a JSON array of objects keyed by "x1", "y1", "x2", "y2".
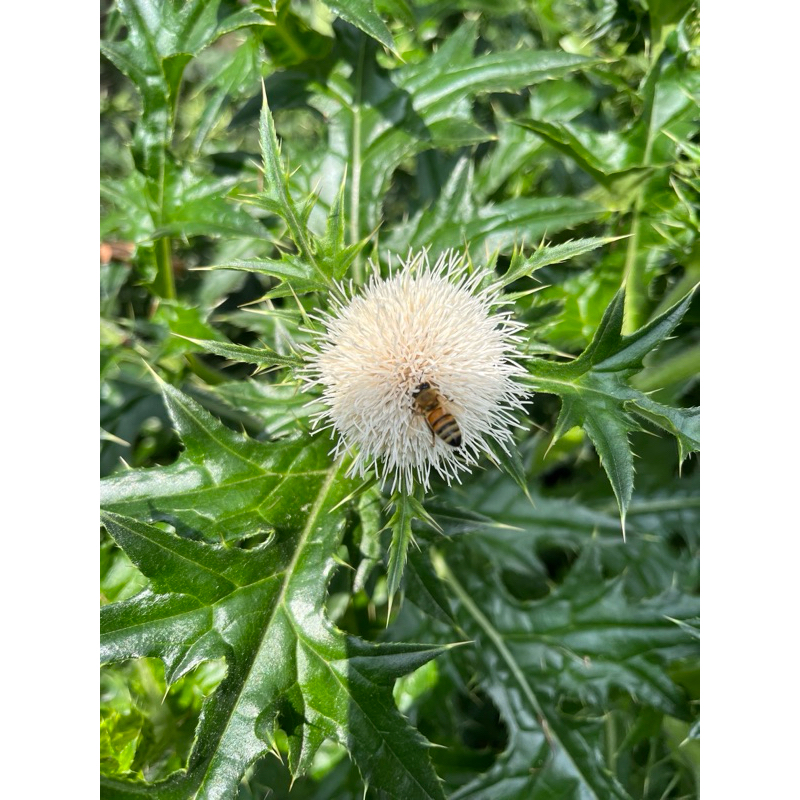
[
  {"x1": 434, "y1": 547, "x2": 698, "y2": 800},
  {"x1": 324, "y1": 0, "x2": 395, "y2": 51}
]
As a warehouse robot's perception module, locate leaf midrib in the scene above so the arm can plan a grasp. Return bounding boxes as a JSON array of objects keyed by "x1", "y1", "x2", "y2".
[
  {"x1": 524, "y1": 372, "x2": 635, "y2": 404},
  {"x1": 193, "y1": 457, "x2": 346, "y2": 797},
  {"x1": 435, "y1": 552, "x2": 622, "y2": 800}
]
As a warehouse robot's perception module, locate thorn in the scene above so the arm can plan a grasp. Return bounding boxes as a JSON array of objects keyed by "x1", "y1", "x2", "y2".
[
  {"x1": 444, "y1": 639, "x2": 475, "y2": 650},
  {"x1": 140, "y1": 358, "x2": 163, "y2": 385},
  {"x1": 102, "y1": 430, "x2": 129, "y2": 447},
  {"x1": 523, "y1": 485, "x2": 535, "y2": 508},
  {"x1": 427, "y1": 741, "x2": 449, "y2": 751},
  {"x1": 331, "y1": 553, "x2": 354, "y2": 571}
]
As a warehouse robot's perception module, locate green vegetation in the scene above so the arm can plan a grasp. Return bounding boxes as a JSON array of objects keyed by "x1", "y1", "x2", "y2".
[{"x1": 101, "y1": 1, "x2": 699, "y2": 797}]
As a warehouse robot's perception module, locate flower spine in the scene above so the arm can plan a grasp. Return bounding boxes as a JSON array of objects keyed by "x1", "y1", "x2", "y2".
[{"x1": 302, "y1": 250, "x2": 530, "y2": 492}]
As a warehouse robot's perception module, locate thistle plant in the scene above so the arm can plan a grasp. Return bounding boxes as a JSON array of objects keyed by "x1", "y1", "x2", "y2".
[{"x1": 101, "y1": 2, "x2": 700, "y2": 798}]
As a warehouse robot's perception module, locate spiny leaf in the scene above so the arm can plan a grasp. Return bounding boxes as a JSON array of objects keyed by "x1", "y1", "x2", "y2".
[
  {"x1": 102, "y1": 511, "x2": 240, "y2": 603},
  {"x1": 523, "y1": 288, "x2": 699, "y2": 534},
  {"x1": 174, "y1": 336, "x2": 303, "y2": 369},
  {"x1": 499, "y1": 237, "x2": 624, "y2": 287},
  {"x1": 434, "y1": 546, "x2": 698, "y2": 800},
  {"x1": 323, "y1": 0, "x2": 395, "y2": 51},
  {"x1": 100, "y1": 381, "x2": 448, "y2": 799},
  {"x1": 198, "y1": 255, "x2": 328, "y2": 295},
  {"x1": 626, "y1": 398, "x2": 699, "y2": 466},
  {"x1": 258, "y1": 87, "x2": 333, "y2": 287},
  {"x1": 484, "y1": 437, "x2": 532, "y2": 504},
  {"x1": 385, "y1": 491, "x2": 441, "y2": 617}
]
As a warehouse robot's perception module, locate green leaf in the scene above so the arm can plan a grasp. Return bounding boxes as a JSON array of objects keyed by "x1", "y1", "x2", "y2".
[
  {"x1": 433, "y1": 547, "x2": 698, "y2": 800},
  {"x1": 101, "y1": 512, "x2": 240, "y2": 603},
  {"x1": 483, "y1": 437, "x2": 531, "y2": 504},
  {"x1": 385, "y1": 491, "x2": 441, "y2": 617},
  {"x1": 447, "y1": 466, "x2": 698, "y2": 601},
  {"x1": 522, "y1": 288, "x2": 699, "y2": 534},
  {"x1": 515, "y1": 118, "x2": 644, "y2": 186},
  {"x1": 323, "y1": 0, "x2": 395, "y2": 51},
  {"x1": 313, "y1": 21, "x2": 602, "y2": 240},
  {"x1": 499, "y1": 237, "x2": 621, "y2": 288},
  {"x1": 390, "y1": 156, "x2": 602, "y2": 256},
  {"x1": 626, "y1": 397, "x2": 699, "y2": 466},
  {"x1": 102, "y1": 0, "x2": 267, "y2": 182},
  {"x1": 100, "y1": 380, "x2": 447, "y2": 799},
  {"x1": 199, "y1": 255, "x2": 329, "y2": 296},
  {"x1": 154, "y1": 170, "x2": 268, "y2": 240},
  {"x1": 189, "y1": 35, "x2": 263, "y2": 155},
  {"x1": 174, "y1": 337, "x2": 303, "y2": 370},
  {"x1": 258, "y1": 87, "x2": 334, "y2": 288},
  {"x1": 197, "y1": 380, "x2": 324, "y2": 440},
  {"x1": 151, "y1": 301, "x2": 227, "y2": 360},
  {"x1": 405, "y1": 549, "x2": 455, "y2": 626}
]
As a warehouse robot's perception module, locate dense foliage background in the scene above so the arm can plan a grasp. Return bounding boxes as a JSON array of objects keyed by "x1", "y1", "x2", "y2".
[{"x1": 100, "y1": 1, "x2": 700, "y2": 798}]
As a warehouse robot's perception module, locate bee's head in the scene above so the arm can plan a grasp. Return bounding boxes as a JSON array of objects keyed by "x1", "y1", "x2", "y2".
[{"x1": 413, "y1": 382, "x2": 431, "y2": 397}]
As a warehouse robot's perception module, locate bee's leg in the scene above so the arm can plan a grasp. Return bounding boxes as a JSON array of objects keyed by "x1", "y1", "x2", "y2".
[{"x1": 429, "y1": 423, "x2": 436, "y2": 446}]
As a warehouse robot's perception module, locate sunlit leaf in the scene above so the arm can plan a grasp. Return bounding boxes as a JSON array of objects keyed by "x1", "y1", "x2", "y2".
[{"x1": 101, "y1": 381, "x2": 447, "y2": 799}]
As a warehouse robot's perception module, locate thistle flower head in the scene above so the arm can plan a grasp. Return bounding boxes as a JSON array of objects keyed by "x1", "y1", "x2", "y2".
[{"x1": 302, "y1": 250, "x2": 529, "y2": 492}]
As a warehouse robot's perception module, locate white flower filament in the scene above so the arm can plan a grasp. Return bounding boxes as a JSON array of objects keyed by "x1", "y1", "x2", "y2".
[{"x1": 302, "y1": 250, "x2": 529, "y2": 491}]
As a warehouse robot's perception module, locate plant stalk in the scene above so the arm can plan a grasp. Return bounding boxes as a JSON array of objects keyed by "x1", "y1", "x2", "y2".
[
  {"x1": 153, "y1": 236, "x2": 176, "y2": 300},
  {"x1": 349, "y1": 37, "x2": 366, "y2": 284}
]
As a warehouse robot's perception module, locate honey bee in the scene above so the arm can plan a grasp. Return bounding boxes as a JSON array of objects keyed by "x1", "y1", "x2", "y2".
[{"x1": 412, "y1": 382, "x2": 462, "y2": 448}]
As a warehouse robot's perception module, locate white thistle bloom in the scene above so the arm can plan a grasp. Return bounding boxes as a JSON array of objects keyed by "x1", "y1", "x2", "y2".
[{"x1": 301, "y1": 250, "x2": 530, "y2": 492}]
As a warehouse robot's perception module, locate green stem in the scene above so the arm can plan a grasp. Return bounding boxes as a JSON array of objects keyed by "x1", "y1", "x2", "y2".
[
  {"x1": 622, "y1": 61, "x2": 662, "y2": 334},
  {"x1": 153, "y1": 235, "x2": 176, "y2": 300},
  {"x1": 621, "y1": 200, "x2": 646, "y2": 334},
  {"x1": 349, "y1": 37, "x2": 366, "y2": 284},
  {"x1": 631, "y1": 344, "x2": 699, "y2": 393},
  {"x1": 184, "y1": 353, "x2": 227, "y2": 386},
  {"x1": 605, "y1": 712, "x2": 618, "y2": 774}
]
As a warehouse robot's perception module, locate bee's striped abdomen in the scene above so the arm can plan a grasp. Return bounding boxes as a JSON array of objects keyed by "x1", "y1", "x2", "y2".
[
  {"x1": 413, "y1": 382, "x2": 462, "y2": 448},
  {"x1": 427, "y1": 408, "x2": 462, "y2": 448}
]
